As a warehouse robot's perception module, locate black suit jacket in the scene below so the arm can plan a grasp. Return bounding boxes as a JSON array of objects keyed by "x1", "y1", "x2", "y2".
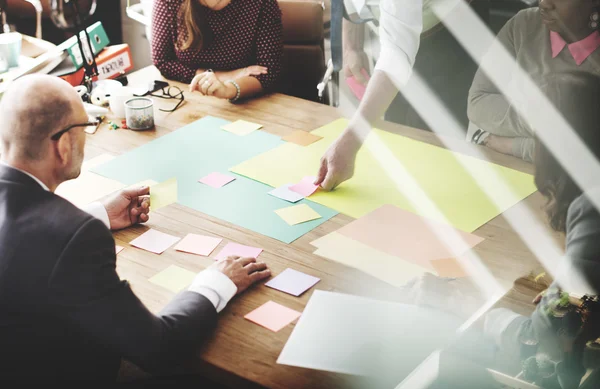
[{"x1": 0, "y1": 165, "x2": 218, "y2": 384}]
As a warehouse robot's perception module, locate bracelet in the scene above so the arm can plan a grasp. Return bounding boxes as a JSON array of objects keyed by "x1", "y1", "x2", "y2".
[{"x1": 225, "y1": 80, "x2": 241, "y2": 103}]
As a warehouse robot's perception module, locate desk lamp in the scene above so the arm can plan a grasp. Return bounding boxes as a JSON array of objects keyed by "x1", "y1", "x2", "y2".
[
  {"x1": 50, "y1": 0, "x2": 97, "y2": 91},
  {"x1": 0, "y1": 0, "x2": 9, "y2": 33}
]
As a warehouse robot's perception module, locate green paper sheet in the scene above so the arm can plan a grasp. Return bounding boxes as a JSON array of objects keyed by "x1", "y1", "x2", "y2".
[
  {"x1": 231, "y1": 119, "x2": 537, "y2": 232},
  {"x1": 90, "y1": 116, "x2": 337, "y2": 243}
]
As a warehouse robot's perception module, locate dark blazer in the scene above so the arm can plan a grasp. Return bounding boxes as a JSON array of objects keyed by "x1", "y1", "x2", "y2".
[{"x1": 0, "y1": 165, "x2": 218, "y2": 385}]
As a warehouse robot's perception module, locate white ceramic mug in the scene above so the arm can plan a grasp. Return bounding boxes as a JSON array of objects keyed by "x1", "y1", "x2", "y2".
[{"x1": 109, "y1": 87, "x2": 135, "y2": 119}]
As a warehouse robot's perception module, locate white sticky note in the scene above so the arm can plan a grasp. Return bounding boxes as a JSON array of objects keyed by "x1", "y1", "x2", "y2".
[{"x1": 268, "y1": 184, "x2": 304, "y2": 203}]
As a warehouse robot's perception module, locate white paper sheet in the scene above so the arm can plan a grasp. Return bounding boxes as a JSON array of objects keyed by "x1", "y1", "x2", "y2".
[{"x1": 277, "y1": 290, "x2": 461, "y2": 379}]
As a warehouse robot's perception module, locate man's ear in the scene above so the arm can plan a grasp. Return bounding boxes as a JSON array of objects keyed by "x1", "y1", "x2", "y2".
[{"x1": 54, "y1": 133, "x2": 73, "y2": 169}]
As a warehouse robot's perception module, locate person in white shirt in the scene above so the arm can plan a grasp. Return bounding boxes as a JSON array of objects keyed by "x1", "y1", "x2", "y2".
[
  {"x1": 315, "y1": 0, "x2": 488, "y2": 190},
  {"x1": 0, "y1": 74, "x2": 270, "y2": 385}
]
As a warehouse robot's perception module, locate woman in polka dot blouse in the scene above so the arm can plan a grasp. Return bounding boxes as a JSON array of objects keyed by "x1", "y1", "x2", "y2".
[{"x1": 152, "y1": 0, "x2": 283, "y2": 102}]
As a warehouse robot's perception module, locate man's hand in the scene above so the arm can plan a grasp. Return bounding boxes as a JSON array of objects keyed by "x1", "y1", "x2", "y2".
[
  {"x1": 210, "y1": 256, "x2": 271, "y2": 294},
  {"x1": 344, "y1": 49, "x2": 370, "y2": 85},
  {"x1": 101, "y1": 186, "x2": 150, "y2": 231},
  {"x1": 314, "y1": 129, "x2": 362, "y2": 191}
]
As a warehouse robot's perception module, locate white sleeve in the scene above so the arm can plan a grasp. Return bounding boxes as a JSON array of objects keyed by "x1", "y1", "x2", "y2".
[
  {"x1": 188, "y1": 269, "x2": 238, "y2": 313},
  {"x1": 374, "y1": 0, "x2": 423, "y2": 86},
  {"x1": 81, "y1": 202, "x2": 111, "y2": 229}
]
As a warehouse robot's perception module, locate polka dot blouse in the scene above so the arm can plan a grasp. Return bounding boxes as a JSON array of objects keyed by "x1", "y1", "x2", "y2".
[{"x1": 151, "y1": 0, "x2": 283, "y2": 91}]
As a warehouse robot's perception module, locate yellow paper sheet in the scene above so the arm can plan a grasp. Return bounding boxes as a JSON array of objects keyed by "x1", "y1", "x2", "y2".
[
  {"x1": 231, "y1": 119, "x2": 537, "y2": 232},
  {"x1": 275, "y1": 204, "x2": 322, "y2": 225},
  {"x1": 55, "y1": 154, "x2": 125, "y2": 207},
  {"x1": 148, "y1": 265, "x2": 196, "y2": 293},
  {"x1": 221, "y1": 120, "x2": 263, "y2": 136},
  {"x1": 312, "y1": 232, "x2": 428, "y2": 288},
  {"x1": 150, "y1": 178, "x2": 178, "y2": 211}
]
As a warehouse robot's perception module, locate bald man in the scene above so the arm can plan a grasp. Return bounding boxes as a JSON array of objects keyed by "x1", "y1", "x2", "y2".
[{"x1": 0, "y1": 75, "x2": 270, "y2": 385}]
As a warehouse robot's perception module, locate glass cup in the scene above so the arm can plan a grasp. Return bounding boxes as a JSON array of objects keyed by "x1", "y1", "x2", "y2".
[
  {"x1": 0, "y1": 32, "x2": 22, "y2": 68},
  {"x1": 125, "y1": 97, "x2": 154, "y2": 130}
]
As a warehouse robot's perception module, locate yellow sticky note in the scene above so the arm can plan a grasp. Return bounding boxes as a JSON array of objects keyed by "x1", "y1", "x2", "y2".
[
  {"x1": 150, "y1": 178, "x2": 178, "y2": 211},
  {"x1": 282, "y1": 130, "x2": 323, "y2": 146},
  {"x1": 148, "y1": 265, "x2": 196, "y2": 293},
  {"x1": 221, "y1": 120, "x2": 263, "y2": 136},
  {"x1": 231, "y1": 119, "x2": 537, "y2": 233},
  {"x1": 275, "y1": 204, "x2": 322, "y2": 226},
  {"x1": 55, "y1": 154, "x2": 125, "y2": 207}
]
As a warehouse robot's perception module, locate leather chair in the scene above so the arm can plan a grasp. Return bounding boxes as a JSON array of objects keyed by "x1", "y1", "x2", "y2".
[{"x1": 277, "y1": 0, "x2": 327, "y2": 103}]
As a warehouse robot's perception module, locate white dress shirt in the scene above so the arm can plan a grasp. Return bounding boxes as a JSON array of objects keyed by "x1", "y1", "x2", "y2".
[
  {"x1": 374, "y1": 0, "x2": 424, "y2": 86},
  {"x1": 0, "y1": 161, "x2": 237, "y2": 313}
]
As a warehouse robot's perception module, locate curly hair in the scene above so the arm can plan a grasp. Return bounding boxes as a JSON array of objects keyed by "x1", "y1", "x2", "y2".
[{"x1": 534, "y1": 72, "x2": 600, "y2": 233}]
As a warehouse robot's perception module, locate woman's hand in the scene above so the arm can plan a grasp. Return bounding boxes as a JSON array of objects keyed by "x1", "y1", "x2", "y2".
[
  {"x1": 238, "y1": 65, "x2": 268, "y2": 78},
  {"x1": 190, "y1": 71, "x2": 236, "y2": 100}
]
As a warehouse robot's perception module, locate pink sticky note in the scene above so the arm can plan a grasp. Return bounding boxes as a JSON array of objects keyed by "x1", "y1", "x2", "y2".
[
  {"x1": 199, "y1": 172, "x2": 236, "y2": 188},
  {"x1": 115, "y1": 245, "x2": 124, "y2": 254},
  {"x1": 289, "y1": 176, "x2": 319, "y2": 197},
  {"x1": 346, "y1": 69, "x2": 370, "y2": 101},
  {"x1": 265, "y1": 268, "x2": 320, "y2": 297},
  {"x1": 215, "y1": 242, "x2": 263, "y2": 261},
  {"x1": 130, "y1": 229, "x2": 181, "y2": 254},
  {"x1": 244, "y1": 301, "x2": 301, "y2": 332},
  {"x1": 174, "y1": 234, "x2": 223, "y2": 256}
]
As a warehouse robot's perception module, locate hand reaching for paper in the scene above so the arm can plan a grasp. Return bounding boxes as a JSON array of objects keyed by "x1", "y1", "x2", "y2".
[{"x1": 314, "y1": 128, "x2": 362, "y2": 191}]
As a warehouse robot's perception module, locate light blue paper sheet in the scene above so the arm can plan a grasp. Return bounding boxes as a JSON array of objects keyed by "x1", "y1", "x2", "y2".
[{"x1": 91, "y1": 116, "x2": 337, "y2": 243}]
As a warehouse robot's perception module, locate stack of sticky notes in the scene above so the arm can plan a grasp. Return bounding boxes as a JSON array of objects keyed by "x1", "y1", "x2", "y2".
[
  {"x1": 174, "y1": 234, "x2": 222, "y2": 256},
  {"x1": 265, "y1": 268, "x2": 320, "y2": 297},
  {"x1": 215, "y1": 242, "x2": 263, "y2": 261},
  {"x1": 289, "y1": 176, "x2": 319, "y2": 197},
  {"x1": 198, "y1": 172, "x2": 236, "y2": 188},
  {"x1": 149, "y1": 265, "x2": 196, "y2": 293},
  {"x1": 244, "y1": 301, "x2": 302, "y2": 332},
  {"x1": 275, "y1": 204, "x2": 322, "y2": 226},
  {"x1": 221, "y1": 120, "x2": 263, "y2": 136},
  {"x1": 130, "y1": 229, "x2": 181, "y2": 254},
  {"x1": 149, "y1": 178, "x2": 178, "y2": 211},
  {"x1": 268, "y1": 184, "x2": 304, "y2": 203},
  {"x1": 243, "y1": 268, "x2": 320, "y2": 332},
  {"x1": 282, "y1": 130, "x2": 323, "y2": 147}
]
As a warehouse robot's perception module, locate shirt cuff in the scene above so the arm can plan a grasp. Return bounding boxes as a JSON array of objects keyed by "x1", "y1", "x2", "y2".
[
  {"x1": 484, "y1": 308, "x2": 526, "y2": 348},
  {"x1": 82, "y1": 202, "x2": 111, "y2": 230},
  {"x1": 188, "y1": 269, "x2": 237, "y2": 313}
]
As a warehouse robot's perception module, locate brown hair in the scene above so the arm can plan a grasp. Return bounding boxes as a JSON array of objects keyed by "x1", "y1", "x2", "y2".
[
  {"x1": 178, "y1": 0, "x2": 213, "y2": 51},
  {"x1": 534, "y1": 73, "x2": 600, "y2": 233}
]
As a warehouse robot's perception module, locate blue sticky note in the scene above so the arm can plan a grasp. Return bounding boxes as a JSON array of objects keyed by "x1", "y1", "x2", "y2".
[{"x1": 90, "y1": 116, "x2": 337, "y2": 243}]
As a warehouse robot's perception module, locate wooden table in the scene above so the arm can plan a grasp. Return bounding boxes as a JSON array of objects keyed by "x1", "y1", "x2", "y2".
[{"x1": 84, "y1": 66, "x2": 558, "y2": 389}]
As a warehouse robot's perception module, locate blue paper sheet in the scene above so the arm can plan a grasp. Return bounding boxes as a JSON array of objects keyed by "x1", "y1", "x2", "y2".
[{"x1": 91, "y1": 116, "x2": 337, "y2": 243}]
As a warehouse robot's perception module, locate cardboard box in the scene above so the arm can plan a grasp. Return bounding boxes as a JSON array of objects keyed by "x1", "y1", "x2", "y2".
[{"x1": 52, "y1": 44, "x2": 134, "y2": 86}]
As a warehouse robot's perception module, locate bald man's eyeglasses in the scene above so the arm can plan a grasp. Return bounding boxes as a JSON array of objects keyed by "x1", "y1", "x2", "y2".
[{"x1": 50, "y1": 122, "x2": 100, "y2": 141}]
